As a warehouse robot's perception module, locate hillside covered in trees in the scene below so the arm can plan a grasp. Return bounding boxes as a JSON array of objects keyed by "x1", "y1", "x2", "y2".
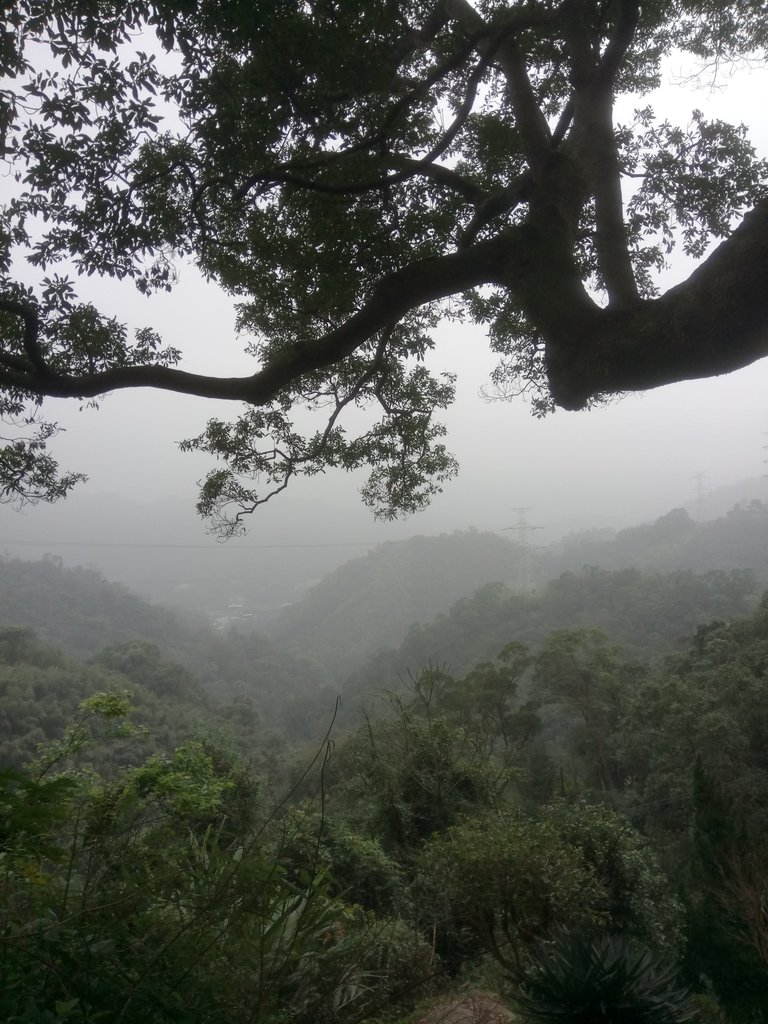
[
  {"x1": 0, "y1": 554, "x2": 337, "y2": 742},
  {"x1": 4, "y1": 564, "x2": 768, "y2": 1021},
  {"x1": 271, "y1": 505, "x2": 768, "y2": 715},
  {"x1": 2, "y1": 501, "x2": 768, "y2": 1024}
]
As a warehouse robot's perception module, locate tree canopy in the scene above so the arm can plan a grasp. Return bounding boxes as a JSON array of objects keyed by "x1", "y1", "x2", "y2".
[{"x1": 1, "y1": 1, "x2": 767, "y2": 531}]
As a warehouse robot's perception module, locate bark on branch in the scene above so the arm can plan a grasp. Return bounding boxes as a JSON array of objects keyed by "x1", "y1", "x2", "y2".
[
  {"x1": 0, "y1": 298, "x2": 48, "y2": 376},
  {"x1": 445, "y1": 0, "x2": 554, "y2": 172},
  {"x1": 563, "y1": 0, "x2": 640, "y2": 307},
  {"x1": 4, "y1": 202, "x2": 768, "y2": 419},
  {"x1": 544, "y1": 202, "x2": 768, "y2": 406}
]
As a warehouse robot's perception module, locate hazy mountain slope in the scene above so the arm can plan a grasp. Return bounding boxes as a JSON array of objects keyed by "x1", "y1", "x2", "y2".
[
  {"x1": 272, "y1": 531, "x2": 525, "y2": 678},
  {"x1": 550, "y1": 502, "x2": 768, "y2": 580},
  {"x1": 0, "y1": 555, "x2": 331, "y2": 738},
  {"x1": 338, "y1": 566, "x2": 758, "y2": 716},
  {"x1": 0, "y1": 554, "x2": 187, "y2": 657},
  {"x1": 273, "y1": 505, "x2": 768, "y2": 687}
]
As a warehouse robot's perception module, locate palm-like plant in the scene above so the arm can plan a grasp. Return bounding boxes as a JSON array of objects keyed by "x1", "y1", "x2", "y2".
[{"x1": 514, "y1": 930, "x2": 700, "y2": 1024}]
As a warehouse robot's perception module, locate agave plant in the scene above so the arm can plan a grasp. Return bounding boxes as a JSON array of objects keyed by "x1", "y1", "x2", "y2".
[{"x1": 514, "y1": 930, "x2": 700, "y2": 1024}]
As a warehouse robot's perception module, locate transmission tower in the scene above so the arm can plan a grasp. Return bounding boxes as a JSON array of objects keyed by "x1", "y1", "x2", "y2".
[
  {"x1": 691, "y1": 471, "x2": 708, "y2": 521},
  {"x1": 503, "y1": 507, "x2": 543, "y2": 594}
]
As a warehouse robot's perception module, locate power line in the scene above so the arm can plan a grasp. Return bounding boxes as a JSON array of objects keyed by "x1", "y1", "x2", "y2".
[{"x1": 0, "y1": 539, "x2": 376, "y2": 551}]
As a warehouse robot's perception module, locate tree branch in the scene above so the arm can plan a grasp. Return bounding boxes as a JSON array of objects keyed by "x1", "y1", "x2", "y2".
[
  {"x1": 0, "y1": 298, "x2": 48, "y2": 375},
  {"x1": 0, "y1": 349, "x2": 33, "y2": 373},
  {"x1": 0, "y1": 231, "x2": 521, "y2": 404},
  {"x1": 445, "y1": 0, "x2": 554, "y2": 172},
  {"x1": 234, "y1": 45, "x2": 497, "y2": 202},
  {"x1": 458, "y1": 171, "x2": 534, "y2": 248},
  {"x1": 386, "y1": 157, "x2": 485, "y2": 203},
  {"x1": 500, "y1": 42, "x2": 553, "y2": 173},
  {"x1": 563, "y1": 0, "x2": 641, "y2": 307},
  {"x1": 551, "y1": 95, "x2": 575, "y2": 148},
  {"x1": 9, "y1": 195, "x2": 768, "y2": 420},
  {"x1": 233, "y1": 31, "x2": 482, "y2": 204},
  {"x1": 544, "y1": 201, "x2": 768, "y2": 407},
  {"x1": 594, "y1": 0, "x2": 641, "y2": 90}
]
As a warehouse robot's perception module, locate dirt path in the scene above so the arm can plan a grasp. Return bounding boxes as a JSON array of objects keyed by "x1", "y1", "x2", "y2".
[{"x1": 416, "y1": 991, "x2": 516, "y2": 1024}]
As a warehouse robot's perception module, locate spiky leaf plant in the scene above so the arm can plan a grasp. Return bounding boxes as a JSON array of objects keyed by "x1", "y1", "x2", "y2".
[{"x1": 515, "y1": 930, "x2": 700, "y2": 1024}]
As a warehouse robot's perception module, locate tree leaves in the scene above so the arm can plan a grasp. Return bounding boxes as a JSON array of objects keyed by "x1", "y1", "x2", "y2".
[{"x1": 2, "y1": 2, "x2": 768, "y2": 522}]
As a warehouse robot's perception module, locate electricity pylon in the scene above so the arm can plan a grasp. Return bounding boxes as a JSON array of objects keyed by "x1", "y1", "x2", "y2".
[
  {"x1": 503, "y1": 507, "x2": 543, "y2": 594},
  {"x1": 691, "y1": 471, "x2": 707, "y2": 521}
]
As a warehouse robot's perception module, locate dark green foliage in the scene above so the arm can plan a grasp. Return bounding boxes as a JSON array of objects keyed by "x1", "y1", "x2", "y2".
[
  {"x1": 337, "y1": 669, "x2": 515, "y2": 854},
  {"x1": 415, "y1": 802, "x2": 682, "y2": 976},
  {"x1": 0, "y1": 709, "x2": 435, "y2": 1024},
  {"x1": 618, "y1": 598, "x2": 768, "y2": 834},
  {"x1": 515, "y1": 931, "x2": 699, "y2": 1024},
  {"x1": 679, "y1": 759, "x2": 768, "y2": 1022},
  {"x1": 683, "y1": 900, "x2": 768, "y2": 1024},
  {"x1": 691, "y1": 756, "x2": 743, "y2": 878},
  {"x1": 533, "y1": 630, "x2": 633, "y2": 793},
  {"x1": 0, "y1": 768, "x2": 78, "y2": 859}
]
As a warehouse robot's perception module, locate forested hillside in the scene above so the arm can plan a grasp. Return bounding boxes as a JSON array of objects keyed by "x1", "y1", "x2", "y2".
[
  {"x1": 551, "y1": 502, "x2": 768, "y2": 580},
  {"x1": 272, "y1": 530, "x2": 526, "y2": 677},
  {"x1": 339, "y1": 566, "x2": 757, "y2": 720},
  {"x1": 4, "y1": 592, "x2": 768, "y2": 1021},
  {"x1": 4, "y1": 503, "x2": 766, "y2": 743},
  {"x1": 2, "y1": 507, "x2": 768, "y2": 1021},
  {"x1": 270, "y1": 508, "x2": 767, "y2": 708},
  {"x1": 0, "y1": 555, "x2": 334, "y2": 738},
  {"x1": 0, "y1": 554, "x2": 188, "y2": 657}
]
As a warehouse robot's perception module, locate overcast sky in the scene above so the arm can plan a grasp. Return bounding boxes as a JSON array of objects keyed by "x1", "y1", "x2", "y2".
[{"x1": 3, "y1": 51, "x2": 768, "y2": 558}]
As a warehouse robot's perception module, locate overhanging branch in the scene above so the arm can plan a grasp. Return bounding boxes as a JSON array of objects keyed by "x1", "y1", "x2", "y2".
[
  {"x1": 564, "y1": 1, "x2": 641, "y2": 307},
  {"x1": 0, "y1": 231, "x2": 520, "y2": 405},
  {"x1": 545, "y1": 202, "x2": 768, "y2": 407}
]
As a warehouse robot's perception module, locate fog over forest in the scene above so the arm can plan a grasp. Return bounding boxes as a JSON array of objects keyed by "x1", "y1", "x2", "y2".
[{"x1": 5, "y1": 4, "x2": 768, "y2": 1023}]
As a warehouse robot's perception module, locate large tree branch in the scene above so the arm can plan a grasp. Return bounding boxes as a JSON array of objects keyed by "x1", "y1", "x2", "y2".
[
  {"x1": 4, "y1": 204, "x2": 768, "y2": 424},
  {"x1": 594, "y1": 0, "x2": 641, "y2": 90},
  {"x1": 0, "y1": 298, "x2": 48, "y2": 375},
  {"x1": 445, "y1": 0, "x2": 554, "y2": 172},
  {"x1": 0, "y1": 231, "x2": 520, "y2": 404},
  {"x1": 458, "y1": 171, "x2": 534, "y2": 248},
  {"x1": 560, "y1": 0, "x2": 597, "y2": 89},
  {"x1": 544, "y1": 202, "x2": 768, "y2": 407},
  {"x1": 500, "y1": 43, "x2": 552, "y2": 173},
  {"x1": 385, "y1": 156, "x2": 485, "y2": 203},
  {"x1": 563, "y1": 0, "x2": 640, "y2": 307}
]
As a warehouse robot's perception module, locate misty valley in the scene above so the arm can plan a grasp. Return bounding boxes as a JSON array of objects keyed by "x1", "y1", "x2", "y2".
[
  {"x1": 5, "y1": 0, "x2": 768, "y2": 1019},
  {"x1": 3, "y1": 497, "x2": 768, "y2": 1022}
]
